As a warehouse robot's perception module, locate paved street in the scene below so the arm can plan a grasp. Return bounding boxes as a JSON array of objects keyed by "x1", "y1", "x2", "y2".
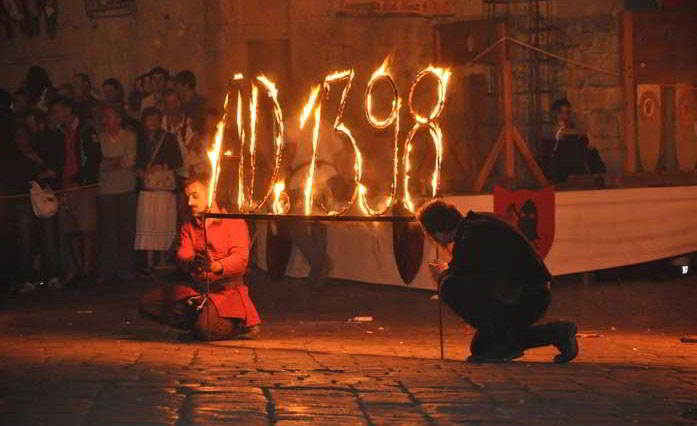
[{"x1": 1, "y1": 272, "x2": 697, "y2": 425}]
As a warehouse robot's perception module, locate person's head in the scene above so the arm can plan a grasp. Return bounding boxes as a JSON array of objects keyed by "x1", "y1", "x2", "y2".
[
  {"x1": 9, "y1": 89, "x2": 27, "y2": 113},
  {"x1": 23, "y1": 65, "x2": 52, "y2": 99},
  {"x1": 142, "y1": 73, "x2": 154, "y2": 94},
  {"x1": 141, "y1": 106, "x2": 162, "y2": 132},
  {"x1": 162, "y1": 88, "x2": 182, "y2": 114},
  {"x1": 149, "y1": 66, "x2": 169, "y2": 92},
  {"x1": 48, "y1": 96, "x2": 76, "y2": 125},
  {"x1": 174, "y1": 70, "x2": 196, "y2": 98},
  {"x1": 101, "y1": 103, "x2": 123, "y2": 132},
  {"x1": 72, "y1": 73, "x2": 91, "y2": 98},
  {"x1": 23, "y1": 108, "x2": 47, "y2": 133},
  {"x1": 184, "y1": 172, "x2": 213, "y2": 216},
  {"x1": 552, "y1": 98, "x2": 573, "y2": 125},
  {"x1": 102, "y1": 78, "x2": 124, "y2": 105},
  {"x1": 417, "y1": 199, "x2": 463, "y2": 246}
]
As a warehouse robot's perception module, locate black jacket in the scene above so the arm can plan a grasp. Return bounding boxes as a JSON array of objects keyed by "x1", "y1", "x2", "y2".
[{"x1": 447, "y1": 211, "x2": 552, "y2": 287}]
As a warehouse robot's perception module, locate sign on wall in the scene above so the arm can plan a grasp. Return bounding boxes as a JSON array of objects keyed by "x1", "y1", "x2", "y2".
[
  {"x1": 336, "y1": 0, "x2": 456, "y2": 17},
  {"x1": 85, "y1": 0, "x2": 136, "y2": 19}
]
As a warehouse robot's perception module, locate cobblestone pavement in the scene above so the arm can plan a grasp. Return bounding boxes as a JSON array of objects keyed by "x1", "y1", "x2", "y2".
[{"x1": 1, "y1": 274, "x2": 697, "y2": 425}]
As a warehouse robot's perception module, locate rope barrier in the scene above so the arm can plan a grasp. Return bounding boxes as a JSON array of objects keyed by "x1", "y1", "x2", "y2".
[{"x1": 0, "y1": 183, "x2": 99, "y2": 201}]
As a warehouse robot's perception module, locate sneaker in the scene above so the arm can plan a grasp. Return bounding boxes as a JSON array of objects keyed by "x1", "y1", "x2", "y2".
[{"x1": 553, "y1": 321, "x2": 579, "y2": 364}]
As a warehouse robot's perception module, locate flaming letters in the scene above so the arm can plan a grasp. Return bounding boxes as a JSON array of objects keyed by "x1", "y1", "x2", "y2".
[{"x1": 209, "y1": 63, "x2": 451, "y2": 217}]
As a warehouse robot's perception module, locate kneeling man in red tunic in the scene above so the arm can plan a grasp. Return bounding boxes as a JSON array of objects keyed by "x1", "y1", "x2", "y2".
[{"x1": 140, "y1": 173, "x2": 261, "y2": 340}]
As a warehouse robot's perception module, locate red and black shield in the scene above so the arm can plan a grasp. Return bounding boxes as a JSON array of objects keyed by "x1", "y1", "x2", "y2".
[{"x1": 494, "y1": 185, "x2": 555, "y2": 258}]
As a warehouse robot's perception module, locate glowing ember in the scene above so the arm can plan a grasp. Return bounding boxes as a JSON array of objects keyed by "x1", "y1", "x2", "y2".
[
  {"x1": 402, "y1": 65, "x2": 451, "y2": 212},
  {"x1": 304, "y1": 106, "x2": 322, "y2": 215},
  {"x1": 223, "y1": 150, "x2": 233, "y2": 157},
  {"x1": 236, "y1": 88, "x2": 246, "y2": 210},
  {"x1": 361, "y1": 57, "x2": 401, "y2": 215},
  {"x1": 272, "y1": 181, "x2": 290, "y2": 214},
  {"x1": 207, "y1": 114, "x2": 226, "y2": 210}
]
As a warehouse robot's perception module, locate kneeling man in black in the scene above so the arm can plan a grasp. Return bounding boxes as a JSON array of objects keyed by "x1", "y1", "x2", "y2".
[{"x1": 417, "y1": 200, "x2": 578, "y2": 363}]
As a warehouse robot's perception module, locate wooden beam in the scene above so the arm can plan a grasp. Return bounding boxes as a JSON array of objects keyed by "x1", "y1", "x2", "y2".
[
  {"x1": 512, "y1": 127, "x2": 548, "y2": 187},
  {"x1": 472, "y1": 130, "x2": 505, "y2": 192},
  {"x1": 498, "y1": 22, "x2": 516, "y2": 184},
  {"x1": 621, "y1": 11, "x2": 638, "y2": 174}
]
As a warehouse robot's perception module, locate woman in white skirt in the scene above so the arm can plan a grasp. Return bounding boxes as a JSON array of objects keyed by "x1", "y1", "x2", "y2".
[{"x1": 135, "y1": 107, "x2": 183, "y2": 274}]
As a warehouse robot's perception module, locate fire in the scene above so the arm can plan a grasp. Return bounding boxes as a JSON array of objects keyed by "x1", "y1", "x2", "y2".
[
  {"x1": 402, "y1": 65, "x2": 451, "y2": 212},
  {"x1": 223, "y1": 150, "x2": 232, "y2": 157},
  {"x1": 304, "y1": 106, "x2": 322, "y2": 215},
  {"x1": 207, "y1": 116, "x2": 226, "y2": 210},
  {"x1": 361, "y1": 57, "x2": 401, "y2": 215},
  {"x1": 300, "y1": 85, "x2": 321, "y2": 129},
  {"x1": 272, "y1": 181, "x2": 289, "y2": 214},
  {"x1": 236, "y1": 75, "x2": 286, "y2": 212}
]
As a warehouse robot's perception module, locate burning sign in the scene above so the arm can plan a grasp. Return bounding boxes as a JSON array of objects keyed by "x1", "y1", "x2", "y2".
[{"x1": 207, "y1": 60, "x2": 451, "y2": 217}]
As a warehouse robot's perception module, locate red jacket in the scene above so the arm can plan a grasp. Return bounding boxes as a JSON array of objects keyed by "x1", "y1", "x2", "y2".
[{"x1": 175, "y1": 215, "x2": 260, "y2": 325}]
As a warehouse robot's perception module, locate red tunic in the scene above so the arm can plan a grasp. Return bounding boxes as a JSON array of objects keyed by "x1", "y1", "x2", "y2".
[{"x1": 172, "y1": 215, "x2": 260, "y2": 325}]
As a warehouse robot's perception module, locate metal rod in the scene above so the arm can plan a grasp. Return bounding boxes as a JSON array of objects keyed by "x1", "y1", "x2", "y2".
[{"x1": 203, "y1": 213, "x2": 416, "y2": 222}]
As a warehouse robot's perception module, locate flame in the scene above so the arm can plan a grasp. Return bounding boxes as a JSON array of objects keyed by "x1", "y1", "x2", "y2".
[
  {"x1": 223, "y1": 150, "x2": 232, "y2": 157},
  {"x1": 236, "y1": 89, "x2": 246, "y2": 210},
  {"x1": 360, "y1": 57, "x2": 400, "y2": 215},
  {"x1": 255, "y1": 75, "x2": 286, "y2": 212},
  {"x1": 300, "y1": 85, "x2": 321, "y2": 129},
  {"x1": 233, "y1": 73, "x2": 244, "y2": 81},
  {"x1": 304, "y1": 106, "x2": 321, "y2": 215},
  {"x1": 272, "y1": 181, "x2": 288, "y2": 214},
  {"x1": 410, "y1": 66, "x2": 451, "y2": 125},
  {"x1": 207, "y1": 117, "x2": 225, "y2": 210},
  {"x1": 402, "y1": 65, "x2": 450, "y2": 212}
]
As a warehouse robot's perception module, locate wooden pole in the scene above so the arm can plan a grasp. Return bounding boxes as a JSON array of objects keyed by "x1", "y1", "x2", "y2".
[
  {"x1": 621, "y1": 11, "x2": 638, "y2": 174},
  {"x1": 499, "y1": 22, "x2": 516, "y2": 187},
  {"x1": 473, "y1": 130, "x2": 505, "y2": 192}
]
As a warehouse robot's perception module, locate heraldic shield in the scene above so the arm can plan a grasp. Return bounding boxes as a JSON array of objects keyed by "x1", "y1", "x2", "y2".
[{"x1": 494, "y1": 185, "x2": 555, "y2": 258}]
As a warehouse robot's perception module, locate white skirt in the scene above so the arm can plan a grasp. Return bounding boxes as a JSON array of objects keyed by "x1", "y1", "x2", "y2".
[{"x1": 134, "y1": 190, "x2": 177, "y2": 251}]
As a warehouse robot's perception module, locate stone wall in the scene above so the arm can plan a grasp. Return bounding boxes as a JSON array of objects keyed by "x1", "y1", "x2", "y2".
[{"x1": 0, "y1": 0, "x2": 628, "y2": 188}]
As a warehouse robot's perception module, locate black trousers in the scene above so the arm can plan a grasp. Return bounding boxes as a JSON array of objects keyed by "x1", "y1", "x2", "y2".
[{"x1": 440, "y1": 274, "x2": 551, "y2": 355}]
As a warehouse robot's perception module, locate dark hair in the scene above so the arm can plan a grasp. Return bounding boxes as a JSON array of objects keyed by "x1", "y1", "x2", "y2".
[
  {"x1": 102, "y1": 77, "x2": 124, "y2": 100},
  {"x1": 149, "y1": 66, "x2": 169, "y2": 79},
  {"x1": 47, "y1": 95, "x2": 74, "y2": 112},
  {"x1": 174, "y1": 70, "x2": 196, "y2": 90},
  {"x1": 23, "y1": 66, "x2": 52, "y2": 100},
  {"x1": 417, "y1": 199, "x2": 463, "y2": 237},
  {"x1": 141, "y1": 106, "x2": 162, "y2": 122},
  {"x1": 185, "y1": 171, "x2": 212, "y2": 189},
  {"x1": 552, "y1": 98, "x2": 572, "y2": 113},
  {"x1": 74, "y1": 73, "x2": 91, "y2": 87}
]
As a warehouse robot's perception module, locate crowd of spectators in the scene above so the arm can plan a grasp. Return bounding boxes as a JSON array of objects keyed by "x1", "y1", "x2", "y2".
[{"x1": 0, "y1": 65, "x2": 212, "y2": 293}]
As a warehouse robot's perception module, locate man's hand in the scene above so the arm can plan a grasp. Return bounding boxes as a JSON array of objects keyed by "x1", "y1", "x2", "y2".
[
  {"x1": 193, "y1": 252, "x2": 223, "y2": 274},
  {"x1": 428, "y1": 262, "x2": 449, "y2": 283}
]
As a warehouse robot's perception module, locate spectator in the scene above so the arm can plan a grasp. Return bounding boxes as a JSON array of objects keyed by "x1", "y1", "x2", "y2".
[
  {"x1": 72, "y1": 73, "x2": 98, "y2": 122},
  {"x1": 546, "y1": 98, "x2": 606, "y2": 183},
  {"x1": 20, "y1": 65, "x2": 53, "y2": 110},
  {"x1": 96, "y1": 104, "x2": 138, "y2": 284},
  {"x1": 127, "y1": 74, "x2": 147, "y2": 119},
  {"x1": 162, "y1": 88, "x2": 206, "y2": 182},
  {"x1": 101, "y1": 78, "x2": 125, "y2": 107},
  {"x1": 134, "y1": 107, "x2": 182, "y2": 274},
  {"x1": 11, "y1": 89, "x2": 30, "y2": 115},
  {"x1": 49, "y1": 96, "x2": 102, "y2": 287},
  {"x1": 24, "y1": 108, "x2": 63, "y2": 287},
  {"x1": 141, "y1": 66, "x2": 169, "y2": 111},
  {"x1": 173, "y1": 70, "x2": 207, "y2": 134},
  {"x1": 5, "y1": 123, "x2": 58, "y2": 292}
]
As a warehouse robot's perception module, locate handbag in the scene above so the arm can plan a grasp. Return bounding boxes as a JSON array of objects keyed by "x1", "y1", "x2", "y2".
[
  {"x1": 29, "y1": 181, "x2": 58, "y2": 218},
  {"x1": 143, "y1": 132, "x2": 176, "y2": 191}
]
